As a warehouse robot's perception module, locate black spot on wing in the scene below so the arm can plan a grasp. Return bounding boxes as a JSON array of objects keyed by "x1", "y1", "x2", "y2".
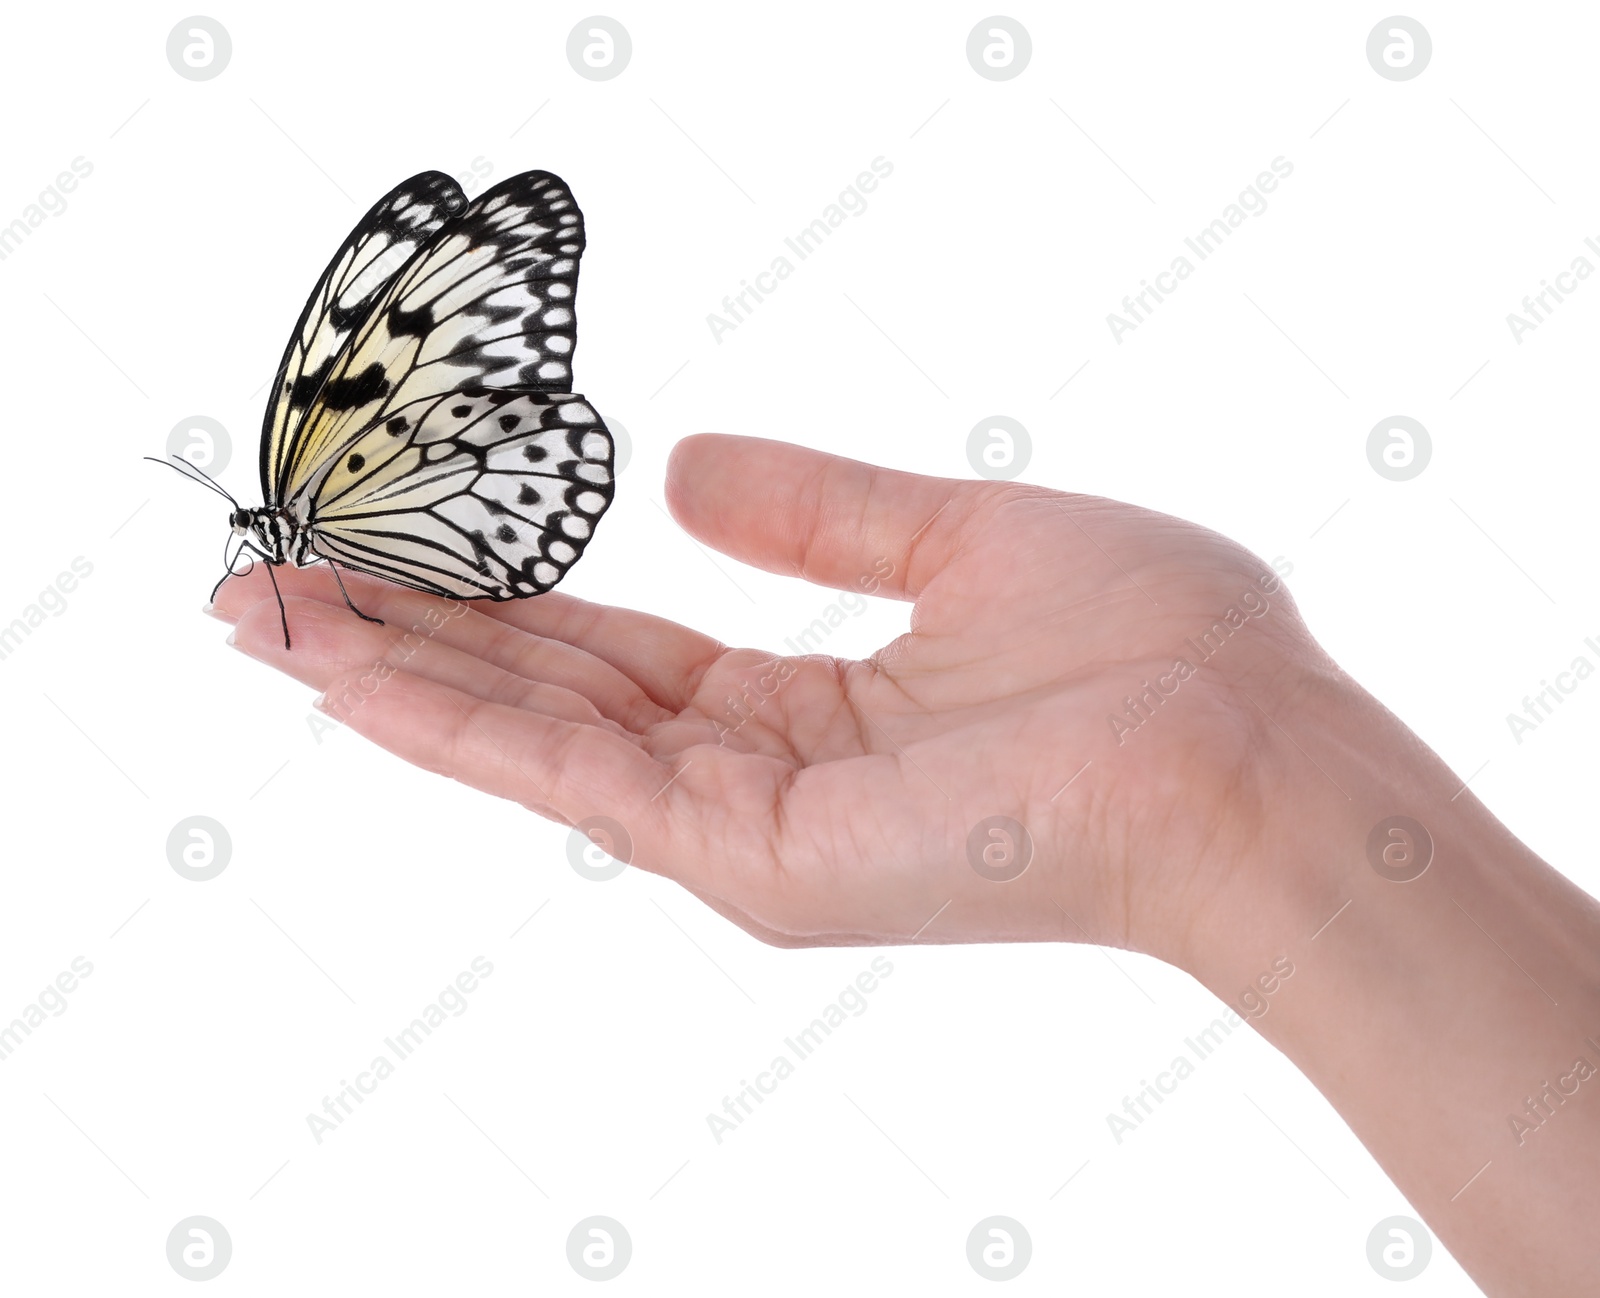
[
  {"x1": 318, "y1": 363, "x2": 391, "y2": 412},
  {"x1": 289, "y1": 359, "x2": 334, "y2": 408}
]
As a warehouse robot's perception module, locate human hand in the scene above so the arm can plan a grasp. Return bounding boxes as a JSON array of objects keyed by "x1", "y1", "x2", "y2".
[
  {"x1": 211, "y1": 433, "x2": 1349, "y2": 973},
  {"x1": 212, "y1": 433, "x2": 1600, "y2": 1295}
]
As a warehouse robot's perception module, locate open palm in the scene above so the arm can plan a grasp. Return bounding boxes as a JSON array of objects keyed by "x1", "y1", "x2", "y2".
[{"x1": 215, "y1": 434, "x2": 1332, "y2": 965}]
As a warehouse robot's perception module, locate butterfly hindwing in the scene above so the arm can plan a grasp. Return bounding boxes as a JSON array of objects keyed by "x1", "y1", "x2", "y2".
[
  {"x1": 276, "y1": 171, "x2": 589, "y2": 513},
  {"x1": 303, "y1": 389, "x2": 613, "y2": 600},
  {"x1": 260, "y1": 170, "x2": 467, "y2": 505}
]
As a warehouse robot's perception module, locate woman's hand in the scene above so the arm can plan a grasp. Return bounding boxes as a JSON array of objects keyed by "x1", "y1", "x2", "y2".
[
  {"x1": 212, "y1": 432, "x2": 1600, "y2": 1296},
  {"x1": 213, "y1": 432, "x2": 1339, "y2": 970}
]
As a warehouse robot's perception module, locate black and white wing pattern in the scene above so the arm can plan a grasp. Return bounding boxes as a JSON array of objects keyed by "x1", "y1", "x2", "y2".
[
  {"x1": 257, "y1": 168, "x2": 613, "y2": 601},
  {"x1": 270, "y1": 170, "x2": 592, "y2": 509},
  {"x1": 260, "y1": 171, "x2": 467, "y2": 505},
  {"x1": 306, "y1": 389, "x2": 612, "y2": 599}
]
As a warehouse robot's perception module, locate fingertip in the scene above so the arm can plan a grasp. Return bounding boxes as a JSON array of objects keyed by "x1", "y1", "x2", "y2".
[
  {"x1": 665, "y1": 434, "x2": 800, "y2": 542},
  {"x1": 664, "y1": 433, "x2": 729, "y2": 522},
  {"x1": 666, "y1": 431, "x2": 736, "y2": 473},
  {"x1": 210, "y1": 566, "x2": 275, "y2": 621},
  {"x1": 227, "y1": 596, "x2": 287, "y2": 660}
]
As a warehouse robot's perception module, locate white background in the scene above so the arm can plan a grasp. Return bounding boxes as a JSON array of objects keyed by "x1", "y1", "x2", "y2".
[{"x1": 1, "y1": 2, "x2": 1595, "y2": 1292}]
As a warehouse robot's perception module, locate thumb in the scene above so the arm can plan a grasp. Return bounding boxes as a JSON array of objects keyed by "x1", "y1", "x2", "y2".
[{"x1": 664, "y1": 434, "x2": 985, "y2": 600}]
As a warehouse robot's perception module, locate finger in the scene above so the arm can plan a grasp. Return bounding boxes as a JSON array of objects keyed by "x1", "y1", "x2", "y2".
[
  {"x1": 214, "y1": 565, "x2": 669, "y2": 732},
  {"x1": 475, "y1": 589, "x2": 725, "y2": 712},
  {"x1": 228, "y1": 597, "x2": 670, "y2": 823},
  {"x1": 213, "y1": 564, "x2": 722, "y2": 715},
  {"x1": 665, "y1": 433, "x2": 993, "y2": 600},
  {"x1": 322, "y1": 666, "x2": 669, "y2": 830},
  {"x1": 228, "y1": 588, "x2": 892, "y2": 932},
  {"x1": 230, "y1": 596, "x2": 632, "y2": 737}
]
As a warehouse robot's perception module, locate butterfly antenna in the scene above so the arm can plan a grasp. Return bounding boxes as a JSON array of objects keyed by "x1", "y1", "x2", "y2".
[{"x1": 143, "y1": 454, "x2": 240, "y2": 508}]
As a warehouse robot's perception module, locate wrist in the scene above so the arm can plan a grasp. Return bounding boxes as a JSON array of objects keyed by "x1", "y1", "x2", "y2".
[{"x1": 1183, "y1": 664, "x2": 1600, "y2": 1293}]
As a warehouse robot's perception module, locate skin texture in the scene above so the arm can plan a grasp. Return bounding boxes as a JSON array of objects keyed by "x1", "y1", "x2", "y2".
[{"x1": 212, "y1": 433, "x2": 1600, "y2": 1295}]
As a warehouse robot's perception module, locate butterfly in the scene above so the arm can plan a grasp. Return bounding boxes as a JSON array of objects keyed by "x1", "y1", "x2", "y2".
[{"x1": 156, "y1": 168, "x2": 614, "y2": 648}]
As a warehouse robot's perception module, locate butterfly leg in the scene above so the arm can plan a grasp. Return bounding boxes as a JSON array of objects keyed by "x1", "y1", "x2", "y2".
[
  {"x1": 222, "y1": 541, "x2": 292, "y2": 648},
  {"x1": 328, "y1": 562, "x2": 386, "y2": 628},
  {"x1": 209, "y1": 541, "x2": 290, "y2": 649},
  {"x1": 261, "y1": 557, "x2": 291, "y2": 650}
]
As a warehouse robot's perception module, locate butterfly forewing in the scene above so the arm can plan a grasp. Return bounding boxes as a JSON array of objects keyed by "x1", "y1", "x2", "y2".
[
  {"x1": 261, "y1": 170, "x2": 467, "y2": 505},
  {"x1": 277, "y1": 171, "x2": 589, "y2": 512},
  {"x1": 304, "y1": 389, "x2": 613, "y2": 599}
]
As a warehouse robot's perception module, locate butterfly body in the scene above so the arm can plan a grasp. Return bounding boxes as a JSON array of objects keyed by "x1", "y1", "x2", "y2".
[
  {"x1": 182, "y1": 168, "x2": 615, "y2": 645},
  {"x1": 229, "y1": 505, "x2": 310, "y2": 570}
]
